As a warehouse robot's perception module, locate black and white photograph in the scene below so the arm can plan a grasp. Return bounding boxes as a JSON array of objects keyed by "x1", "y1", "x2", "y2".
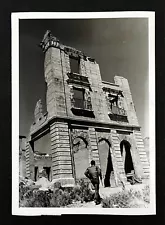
[{"x1": 12, "y1": 12, "x2": 155, "y2": 215}]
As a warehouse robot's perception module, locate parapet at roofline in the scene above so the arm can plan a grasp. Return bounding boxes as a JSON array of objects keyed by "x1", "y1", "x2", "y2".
[
  {"x1": 102, "y1": 80, "x2": 120, "y2": 87},
  {"x1": 29, "y1": 115, "x2": 141, "y2": 140},
  {"x1": 40, "y1": 42, "x2": 97, "y2": 63},
  {"x1": 39, "y1": 30, "x2": 97, "y2": 63}
]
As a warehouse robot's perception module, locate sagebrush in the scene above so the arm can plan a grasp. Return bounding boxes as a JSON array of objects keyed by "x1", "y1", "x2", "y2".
[
  {"x1": 102, "y1": 185, "x2": 150, "y2": 208},
  {"x1": 19, "y1": 178, "x2": 94, "y2": 207}
]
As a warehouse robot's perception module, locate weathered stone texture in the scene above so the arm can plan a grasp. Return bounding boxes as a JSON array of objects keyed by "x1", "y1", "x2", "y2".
[
  {"x1": 44, "y1": 48, "x2": 67, "y2": 119},
  {"x1": 25, "y1": 140, "x2": 34, "y2": 179},
  {"x1": 88, "y1": 128, "x2": 100, "y2": 166},
  {"x1": 133, "y1": 131, "x2": 150, "y2": 178},
  {"x1": 110, "y1": 130, "x2": 127, "y2": 185},
  {"x1": 114, "y1": 76, "x2": 139, "y2": 126},
  {"x1": 50, "y1": 122, "x2": 73, "y2": 180}
]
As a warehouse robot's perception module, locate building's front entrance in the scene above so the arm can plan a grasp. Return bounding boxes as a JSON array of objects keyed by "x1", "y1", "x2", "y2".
[{"x1": 98, "y1": 139, "x2": 114, "y2": 187}]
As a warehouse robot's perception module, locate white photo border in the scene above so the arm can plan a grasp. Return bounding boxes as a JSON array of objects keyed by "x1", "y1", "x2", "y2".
[{"x1": 12, "y1": 11, "x2": 155, "y2": 216}]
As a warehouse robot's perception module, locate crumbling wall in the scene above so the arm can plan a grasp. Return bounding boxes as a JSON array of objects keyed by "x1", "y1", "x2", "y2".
[
  {"x1": 114, "y1": 76, "x2": 139, "y2": 126},
  {"x1": 25, "y1": 139, "x2": 34, "y2": 179},
  {"x1": 44, "y1": 47, "x2": 67, "y2": 119},
  {"x1": 84, "y1": 60, "x2": 109, "y2": 122}
]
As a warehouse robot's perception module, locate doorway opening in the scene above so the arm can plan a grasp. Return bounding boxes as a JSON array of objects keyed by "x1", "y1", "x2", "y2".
[
  {"x1": 98, "y1": 139, "x2": 114, "y2": 187},
  {"x1": 34, "y1": 166, "x2": 38, "y2": 181},
  {"x1": 120, "y1": 140, "x2": 134, "y2": 180},
  {"x1": 43, "y1": 167, "x2": 51, "y2": 181},
  {"x1": 72, "y1": 136, "x2": 89, "y2": 181}
]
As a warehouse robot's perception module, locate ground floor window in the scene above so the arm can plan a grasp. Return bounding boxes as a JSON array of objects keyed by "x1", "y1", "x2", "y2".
[
  {"x1": 34, "y1": 166, "x2": 52, "y2": 181},
  {"x1": 43, "y1": 167, "x2": 51, "y2": 181}
]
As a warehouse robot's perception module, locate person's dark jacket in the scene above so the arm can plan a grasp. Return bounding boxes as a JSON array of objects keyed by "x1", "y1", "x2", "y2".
[{"x1": 84, "y1": 165, "x2": 102, "y2": 183}]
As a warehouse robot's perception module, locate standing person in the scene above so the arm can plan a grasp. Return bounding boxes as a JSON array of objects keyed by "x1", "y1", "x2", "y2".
[{"x1": 84, "y1": 160, "x2": 103, "y2": 205}]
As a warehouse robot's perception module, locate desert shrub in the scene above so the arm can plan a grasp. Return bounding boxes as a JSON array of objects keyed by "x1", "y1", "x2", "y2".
[
  {"x1": 54, "y1": 182, "x2": 62, "y2": 189},
  {"x1": 128, "y1": 189, "x2": 142, "y2": 199},
  {"x1": 68, "y1": 186, "x2": 81, "y2": 202},
  {"x1": 24, "y1": 190, "x2": 52, "y2": 207},
  {"x1": 102, "y1": 189, "x2": 138, "y2": 208},
  {"x1": 19, "y1": 182, "x2": 31, "y2": 201},
  {"x1": 50, "y1": 189, "x2": 72, "y2": 207},
  {"x1": 55, "y1": 179, "x2": 94, "y2": 204},
  {"x1": 19, "y1": 177, "x2": 95, "y2": 207},
  {"x1": 142, "y1": 185, "x2": 150, "y2": 203},
  {"x1": 102, "y1": 185, "x2": 150, "y2": 208},
  {"x1": 75, "y1": 179, "x2": 94, "y2": 203}
]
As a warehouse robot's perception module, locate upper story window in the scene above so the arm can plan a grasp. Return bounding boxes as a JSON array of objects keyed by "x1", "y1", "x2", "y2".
[
  {"x1": 73, "y1": 88, "x2": 85, "y2": 109},
  {"x1": 70, "y1": 86, "x2": 94, "y2": 118},
  {"x1": 108, "y1": 92, "x2": 126, "y2": 115},
  {"x1": 69, "y1": 56, "x2": 80, "y2": 74},
  {"x1": 103, "y1": 87, "x2": 128, "y2": 122}
]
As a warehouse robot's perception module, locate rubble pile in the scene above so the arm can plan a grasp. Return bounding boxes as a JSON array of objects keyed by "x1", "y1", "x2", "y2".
[
  {"x1": 19, "y1": 176, "x2": 35, "y2": 186},
  {"x1": 35, "y1": 177, "x2": 52, "y2": 191},
  {"x1": 19, "y1": 175, "x2": 55, "y2": 192}
]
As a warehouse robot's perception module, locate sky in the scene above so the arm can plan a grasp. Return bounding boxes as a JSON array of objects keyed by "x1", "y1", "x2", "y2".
[{"x1": 19, "y1": 18, "x2": 149, "y2": 138}]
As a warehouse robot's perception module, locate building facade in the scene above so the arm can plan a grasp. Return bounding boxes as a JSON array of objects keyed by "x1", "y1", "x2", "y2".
[{"x1": 25, "y1": 30, "x2": 149, "y2": 187}]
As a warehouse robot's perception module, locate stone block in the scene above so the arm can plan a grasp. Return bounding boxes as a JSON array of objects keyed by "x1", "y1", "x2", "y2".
[{"x1": 52, "y1": 151, "x2": 71, "y2": 157}]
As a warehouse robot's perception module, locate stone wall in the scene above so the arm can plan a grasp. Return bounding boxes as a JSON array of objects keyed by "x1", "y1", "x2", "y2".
[
  {"x1": 43, "y1": 35, "x2": 141, "y2": 130},
  {"x1": 19, "y1": 137, "x2": 26, "y2": 177},
  {"x1": 114, "y1": 76, "x2": 139, "y2": 126},
  {"x1": 50, "y1": 122, "x2": 74, "y2": 186},
  {"x1": 133, "y1": 130, "x2": 150, "y2": 179},
  {"x1": 44, "y1": 48, "x2": 67, "y2": 119},
  {"x1": 116, "y1": 131, "x2": 144, "y2": 179},
  {"x1": 19, "y1": 151, "x2": 26, "y2": 177}
]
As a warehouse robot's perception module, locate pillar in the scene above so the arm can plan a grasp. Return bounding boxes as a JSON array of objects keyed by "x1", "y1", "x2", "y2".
[{"x1": 50, "y1": 121, "x2": 75, "y2": 186}]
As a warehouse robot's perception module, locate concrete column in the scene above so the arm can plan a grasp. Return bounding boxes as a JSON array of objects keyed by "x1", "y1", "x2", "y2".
[
  {"x1": 50, "y1": 122, "x2": 75, "y2": 187},
  {"x1": 132, "y1": 130, "x2": 150, "y2": 179},
  {"x1": 88, "y1": 127, "x2": 100, "y2": 167},
  {"x1": 110, "y1": 129, "x2": 128, "y2": 186}
]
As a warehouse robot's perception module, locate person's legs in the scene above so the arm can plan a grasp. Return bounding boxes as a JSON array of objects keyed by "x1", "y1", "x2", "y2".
[{"x1": 93, "y1": 183, "x2": 101, "y2": 204}]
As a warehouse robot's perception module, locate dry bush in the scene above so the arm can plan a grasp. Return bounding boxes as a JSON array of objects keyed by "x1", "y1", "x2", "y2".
[
  {"x1": 102, "y1": 185, "x2": 150, "y2": 208},
  {"x1": 19, "y1": 178, "x2": 94, "y2": 207},
  {"x1": 142, "y1": 184, "x2": 150, "y2": 204}
]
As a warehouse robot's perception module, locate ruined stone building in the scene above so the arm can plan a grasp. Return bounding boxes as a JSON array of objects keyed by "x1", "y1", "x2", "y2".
[{"x1": 25, "y1": 30, "x2": 149, "y2": 187}]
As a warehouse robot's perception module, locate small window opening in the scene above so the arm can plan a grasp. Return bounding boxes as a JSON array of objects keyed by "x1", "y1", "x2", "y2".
[
  {"x1": 43, "y1": 167, "x2": 51, "y2": 181},
  {"x1": 70, "y1": 56, "x2": 80, "y2": 74},
  {"x1": 34, "y1": 166, "x2": 38, "y2": 181},
  {"x1": 73, "y1": 88, "x2": 85, "y2": 109}
]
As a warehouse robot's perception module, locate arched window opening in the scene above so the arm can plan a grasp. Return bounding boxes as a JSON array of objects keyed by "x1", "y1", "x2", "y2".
[
  {"x1": 98, "y1": 139, "x2": 114, "y2": 187},
  {"x1": 120, "y1": 140, "x2": 134, "y2": 183},
  {"x1": 72, "y1": 137, "x2": 89, "y2": 180}
]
